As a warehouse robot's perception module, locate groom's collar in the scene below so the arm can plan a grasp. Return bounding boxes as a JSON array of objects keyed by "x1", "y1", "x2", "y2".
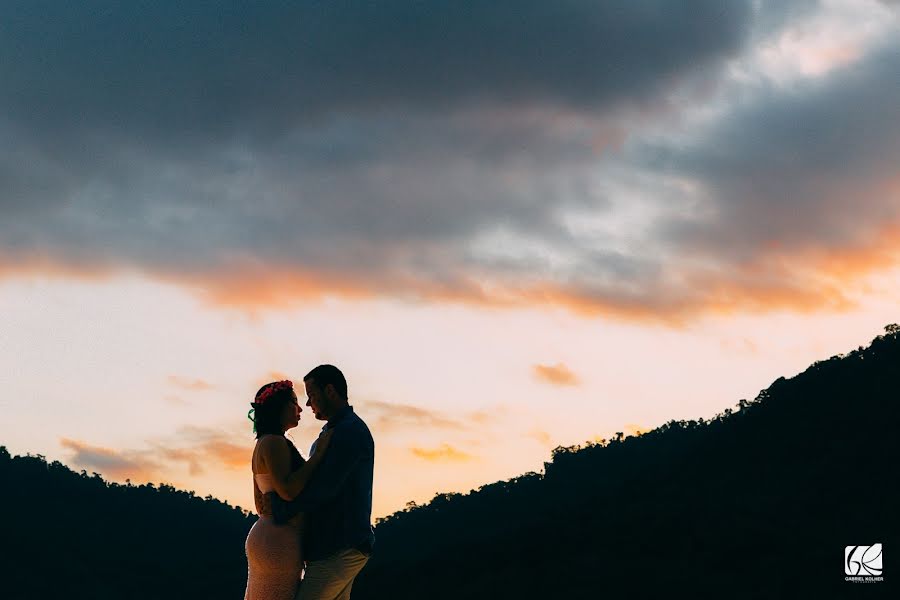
[{"x1": 324, "y1": 405, "x2": 354, "y2": 430}]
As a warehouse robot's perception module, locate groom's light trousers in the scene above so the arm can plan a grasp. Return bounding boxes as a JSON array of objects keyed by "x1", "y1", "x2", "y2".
[{"x1": 296, "y1": 548, "x2": 369, "y2": 600}]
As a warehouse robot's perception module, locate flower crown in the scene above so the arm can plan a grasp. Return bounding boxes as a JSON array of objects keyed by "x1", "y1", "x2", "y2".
[{"x1": 255, "y1": 380, "x2": 293, "y2": 405}]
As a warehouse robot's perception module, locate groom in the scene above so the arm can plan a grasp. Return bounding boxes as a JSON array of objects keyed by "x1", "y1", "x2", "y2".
[{"x1": 272, "y1": 364, "x2": 375, "y2": 600}]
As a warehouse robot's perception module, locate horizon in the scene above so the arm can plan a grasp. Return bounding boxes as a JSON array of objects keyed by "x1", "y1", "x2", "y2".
[
  {"x1": 5, "y1": 321, "x2": 897, "y2": 520},
  {"x1": 2, "y1": 0, "x2": 899, "y2": 519}
]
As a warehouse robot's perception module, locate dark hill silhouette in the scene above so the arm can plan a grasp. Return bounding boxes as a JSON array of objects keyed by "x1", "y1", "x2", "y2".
[
  {"x1": 353, "y1": 325, "x2": 899, "y2": 599},
  {"x1": 2, "y1": 326, "x2": 897, "y2": 598},
  {"x1": 0, "y1": 450, "x2": 255, "y2": 599}
]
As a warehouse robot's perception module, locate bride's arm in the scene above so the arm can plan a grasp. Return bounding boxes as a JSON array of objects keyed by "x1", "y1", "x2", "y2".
[
  {"x1": 252, "y1": 477, "x2": 268, "y2": 515},
  {"x1": 259, "y1": 430, "x2": 334, "y2": 501}
]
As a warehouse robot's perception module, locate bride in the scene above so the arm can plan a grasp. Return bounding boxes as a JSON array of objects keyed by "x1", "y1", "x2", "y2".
[{"x1": 244, "y1": 380, "x2": 333, "y2": 600}]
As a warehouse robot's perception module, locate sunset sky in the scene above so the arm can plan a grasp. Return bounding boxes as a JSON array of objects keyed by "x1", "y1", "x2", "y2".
[{"x1": 1, "y1": 0, "x2": 898, "y2": 519}]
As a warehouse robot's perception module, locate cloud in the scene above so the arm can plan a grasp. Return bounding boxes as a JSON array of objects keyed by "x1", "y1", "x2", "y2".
[
  {"x1": 167, "y1": 375, "x2": 216, "y2": 391},
  {"x1": 163, "y1": 426, "x2": 253, "y2": 472},
  {"x1": 0, "y1": 3, "x2": 753, "y2": 307},
  {"x1": 410, "y1": 444, "x2": 475, "y2": 463},
  {"x1": 60, "y1": 438, "x2": 162, "y2": 482},
  {"x1": 533, "y1": 363, "x2": 580, "y2": 387},
  {"x1": 364, "y1": 400, "x2": 467, "y2": 432},
  {"x1": 527, "y1": 429, "x2": 554, "y2": 446},
  {"x1": 651, "y1": 44, "x2": 900, "y2": 257},
  {"x1": 1, "y1": 1, "x2": 897, "y2": 323},
  {"x1": 626, "y1": 38, "x2": 900, "y2": 318},
  {"x1": 0, "y1": 1, "x2": 751, "y2": 137},
  {"x1": 163, "y1": 394, "x2": 190, "y2": 407},
  {"x1": 60, "y1": 426, "x2": 253, "y2": 483},
  {"x1": 154, "y1": 446, "x2": 205, "y2": 477}
]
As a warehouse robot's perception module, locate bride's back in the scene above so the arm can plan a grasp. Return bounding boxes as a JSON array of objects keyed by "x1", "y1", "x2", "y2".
[{"x1": 251, "y1": 435, "x2": 305, "y2": 523}]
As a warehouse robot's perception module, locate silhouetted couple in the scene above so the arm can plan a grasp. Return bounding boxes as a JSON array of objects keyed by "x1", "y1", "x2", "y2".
[{"x1": 244, "y1": 365, "x2": 375, "y2": 600}]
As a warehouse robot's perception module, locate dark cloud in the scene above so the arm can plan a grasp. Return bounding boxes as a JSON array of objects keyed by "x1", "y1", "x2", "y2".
[
  {"x1": 751, "y1": 0, "x2": 822, "y2": 37},
  {"x1": 645, "y1": 39, "x2": 900, "y2": 261},
  {"x1": 3, "y1": 1, "x2": 895, "y2": 321},
  {"x1": 0, "y1": 1, "x2": 753, "y2": 266},
  {"x1": 0, "y1": 1, "x2": 751, "y2": 221},
  {"x1": 0, "y1": 1, "x2": 751, "y2": 139}
]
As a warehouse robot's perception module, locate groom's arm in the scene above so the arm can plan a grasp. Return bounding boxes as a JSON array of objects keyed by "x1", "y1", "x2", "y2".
[
  {"x1": 291, "y1": 425, "x2": 366, "y2": 512},
  {"x1": 270, "y1": 426, "x2": 365, "y2": 523}
]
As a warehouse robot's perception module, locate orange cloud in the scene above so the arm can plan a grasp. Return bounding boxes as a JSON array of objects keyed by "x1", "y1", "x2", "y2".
[
  {"x1": 168, "y1": 375, "x2": 216, "y2": 391},
  {"x1": 156, "y1": 446, "x2": 205, "y2": 476},
  {"x1": 169, "y1": 263, "x2": 378, "y2": 311},
  {"x1": 142, "y1": 221, "x2": 900, "y2": 323},
  {"x1": 469, "y1": 411, "x2": 491, "y2": 425},
  {"x1": 696, "y1": 223, "x2": 900, "y2": 316},
  {"x1": 4, "y1": 219, "x2": 899, "y2": 325},
  {"x1": 533, "y1": 363, "x2": 580, "y2": 387},
  {"x1": 153, "y1": 440, "x2": 250, "y2": 475},
  {"x1": 61, "y1": 427, "x2": 253, "y2": 484},
  {"x1": 169, "y1": 425, "x2": 254, "y2": 471},
  {"x1": 365, "y1": 400, "x2": 467, "y2": 432},
  {"x1": 410, "y1": 444, "x2": 475, "y2": 462},
  {"x1": 0, "y1": 253, "x2": 116, "y2": 281},
  {"x1": 60, "y1": 438, "x2": 162, "y2": 482},
  {"x1": 527, "y1": 429, "x2": 554, "y2": 446},
  {"x1": 525, "y1": 221, "x2": 900, "y2": 324},
  {"x1": 200, "y1": 439, "x2": 252, "y2": 470}
]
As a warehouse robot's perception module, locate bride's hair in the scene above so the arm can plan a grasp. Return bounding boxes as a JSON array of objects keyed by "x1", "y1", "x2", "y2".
[{"x1": 248, "y1": 380, "x2": 295, "y2": 439}]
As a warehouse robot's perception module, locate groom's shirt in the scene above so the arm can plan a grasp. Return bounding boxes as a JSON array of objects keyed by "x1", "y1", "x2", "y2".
[{"x1": 273, "y1": 405, "x2": 375, "y2": 561}]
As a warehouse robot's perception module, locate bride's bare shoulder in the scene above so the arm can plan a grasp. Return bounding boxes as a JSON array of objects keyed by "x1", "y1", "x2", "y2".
[
  {"x1": 256, "y1": 433, "x2": 287, "y2": 447},
  {"x1": 253, "y1": 435, "x2": 289, "y2": 469}
]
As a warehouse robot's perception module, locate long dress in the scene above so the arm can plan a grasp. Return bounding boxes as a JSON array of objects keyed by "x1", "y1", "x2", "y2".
[{"x1": 244, "y1": 438, "x2": 306, "y2": 600}]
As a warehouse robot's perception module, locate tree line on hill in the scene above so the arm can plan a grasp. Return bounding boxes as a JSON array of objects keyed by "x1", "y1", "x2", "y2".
[{"x1": 0, "y1": 449, "x2": 254, "y2": 599}]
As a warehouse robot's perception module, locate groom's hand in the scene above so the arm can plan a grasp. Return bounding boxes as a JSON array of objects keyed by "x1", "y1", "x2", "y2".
[
  {"x1": 269, "y1": 491, "x2": 292, "y2": 525},
  {"x1": 314, "y1": 428, "x2": 335, "y2": 455}
]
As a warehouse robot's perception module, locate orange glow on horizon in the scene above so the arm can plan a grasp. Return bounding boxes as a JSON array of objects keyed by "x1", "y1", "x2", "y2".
[
  {"x1": 2, "y1": 220, "x2": 899, "y2": 324},
  {"x1": 410, "y1": 444, "x2": 475, "y2": 463}
]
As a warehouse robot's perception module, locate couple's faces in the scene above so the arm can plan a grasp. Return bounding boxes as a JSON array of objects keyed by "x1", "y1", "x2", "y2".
[
  {"x1": 304, "y1": 379, "x2": 330, "y2": 421},
  {"x1": 281, "y1": 391, "x2": 301, "y2": 431}
]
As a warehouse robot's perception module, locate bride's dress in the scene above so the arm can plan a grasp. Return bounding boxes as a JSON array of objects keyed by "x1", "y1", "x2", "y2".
[{"x1": 245, "y1": 441, "x2": 306, "y2": 600}]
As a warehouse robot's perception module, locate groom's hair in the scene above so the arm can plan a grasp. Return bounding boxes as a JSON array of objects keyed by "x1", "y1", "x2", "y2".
[{"x1": 304, "y1": 364, "x2": 348, "y2": 400}]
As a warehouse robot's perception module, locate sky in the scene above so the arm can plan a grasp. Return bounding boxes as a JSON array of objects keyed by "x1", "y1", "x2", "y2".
[{"x1": 1, "y1": 0, "x2": 898, "y2": 519}]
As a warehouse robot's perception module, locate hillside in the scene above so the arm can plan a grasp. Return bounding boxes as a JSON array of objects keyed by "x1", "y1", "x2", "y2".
[
  {"x1": 353, "y1": 326, "x2": 899, "y2": 598},
  {"x1": 0, "y1": 450, "x2": 255, "y2": 599},
  {"x1": 2, "y1": 326, "x2": 897, "y2": 598}
]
